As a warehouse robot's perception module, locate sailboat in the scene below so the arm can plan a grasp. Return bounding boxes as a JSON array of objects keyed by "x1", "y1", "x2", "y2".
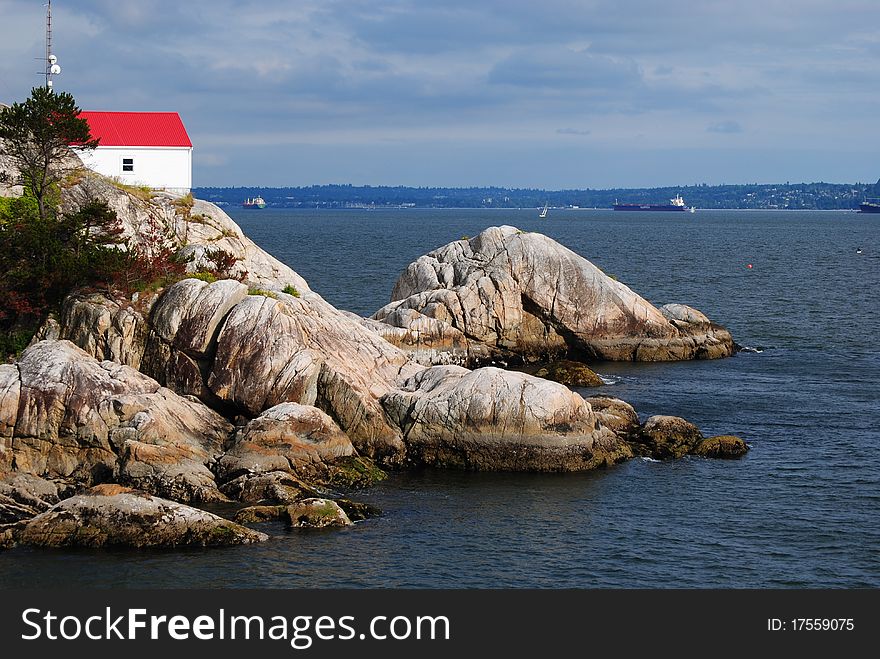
[{"x1": 539, "y1": 203, "x2": 548, "y2": 218}]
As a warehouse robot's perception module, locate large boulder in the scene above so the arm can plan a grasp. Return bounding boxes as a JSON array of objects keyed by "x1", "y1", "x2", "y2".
[
  {"x1": 216, "y1": 402, "x2": 355, "y2": 482},
  {"x1": 692, "y1": 435, "x2": 749, "y2": 459},
  {"x1": 59, "y1": 293, "x2": 152, "y2": 370},
  {"x1": 1, "y1": 340, "x2": 232, "y2": 502},
  {"x1": 207, "y1": 291, "x2": 419, "y2": 462},
  {"x1": 636, "y1": 415, "x2": 704, "y2": 459},
  {"x1": 373, "y1": 226, "x2": 734, "y2": 364},
  {"x1": 534, "y1": 360, "x2": 604, "y2": 388},
  {"x1": 587, "y1": 396, "x2": 641, "y2": 439},
  {"x1": 219, "y1": 470, "x2": 321, "y2": 505},
  {"x1": 381, "y1": 365, "x2": 631, "y2": 471},
  {"x1": 11, "y1": 485, "x2": 267, "y2": 548},
  {"x1": 284, "y1": 498, "x2": 352, "y2": 528},
  {"x1": 141, "y1": 278, "x2": 249, "y2": 402}
]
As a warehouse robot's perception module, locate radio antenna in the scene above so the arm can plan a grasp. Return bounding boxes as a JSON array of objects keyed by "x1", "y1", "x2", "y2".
[{"x1": 43, "y1": 1, "x2": 61, "y2": 89}]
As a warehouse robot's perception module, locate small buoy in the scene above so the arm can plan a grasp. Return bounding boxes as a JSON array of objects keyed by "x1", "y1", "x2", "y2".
[
  {"x1": 856, "y1": 248, "x2": 862, "y2": 254},
  {"x1": 746, "y1": 263, "x2": 753, "y2": 269}
]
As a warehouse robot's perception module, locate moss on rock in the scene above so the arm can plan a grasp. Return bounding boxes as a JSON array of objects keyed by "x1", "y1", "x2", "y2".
[
  {"x1": 534, "y1": 360, "x2": 604, "y2": 388},
  {"x1": 324, "y1": 456, "x2": 388, "y2": 489},
  {"x1": 692, "y1": 435, "x2": 749, "y2": 459}
]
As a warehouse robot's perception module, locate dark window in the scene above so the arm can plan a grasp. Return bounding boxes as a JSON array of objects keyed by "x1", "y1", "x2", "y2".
[{"x1": 122, "y1": 158, "x2": 134, "y2": 173}]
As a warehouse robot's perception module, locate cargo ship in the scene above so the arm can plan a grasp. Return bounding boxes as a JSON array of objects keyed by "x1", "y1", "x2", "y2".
[
  {"x1": 242, "y1": 196, "x2": 266, "y2": 209},
  {"x1": 613, "y1": 194, "x2": 694, "y2": 212},
  {"x1": 858, "y1": 198, "x2": 880, "y2": 213}
]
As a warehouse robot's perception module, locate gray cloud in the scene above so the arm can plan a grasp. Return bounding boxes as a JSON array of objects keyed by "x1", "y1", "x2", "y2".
[
  {"x1": 707, "y1": 121, "x2": 743, "y2": 134},
  {"x1": 1, "y1": 0, "x2": 878, "y2": 187}
]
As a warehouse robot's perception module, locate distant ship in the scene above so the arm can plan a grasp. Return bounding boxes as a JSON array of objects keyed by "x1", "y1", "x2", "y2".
[
  {"x1": 242, "y1": 196, "x2": 266, "y2": 209},
  {"x1": 613, "y1": 194, "x2": 694, "y2": 212},
  {"x1": 858, "y1": 198, "x2": 880, "y2": 213}
]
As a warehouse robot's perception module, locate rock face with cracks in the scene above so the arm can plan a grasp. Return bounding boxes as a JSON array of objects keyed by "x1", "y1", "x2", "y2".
[
  {"x1": 381, "y1": 365, "x2": 632, "y2": 471},
  {"x1": 217, "y1": 402, "x2": 355, "y2": 483},
  {"x1": 0, "y1": 340, "x2": 232, "y2": 502},
  {"x1": 10, "y1": 486, "x2": 267, "y2": 548},
  {"x1": 373, "y1": 226, "x2": 734, "y2": 364}
]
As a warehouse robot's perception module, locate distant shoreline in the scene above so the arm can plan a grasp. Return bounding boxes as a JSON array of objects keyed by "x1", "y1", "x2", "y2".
[
  {"x1": 196, "y1": 181, "x2": 878, "y2": 212},
  {"x1": 223, "y1": 205, "x2": 863, "y2": 213}
]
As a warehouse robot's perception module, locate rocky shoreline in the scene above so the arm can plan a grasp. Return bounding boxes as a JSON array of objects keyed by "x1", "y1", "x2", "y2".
[{"x1": 0, "y1": 170, "x2": 747, "y2": 551}]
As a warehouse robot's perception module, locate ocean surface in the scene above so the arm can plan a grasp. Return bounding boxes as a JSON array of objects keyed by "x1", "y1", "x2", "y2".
[{"x1": 2, "y1": 208, "x2": 878, "y2": 588}]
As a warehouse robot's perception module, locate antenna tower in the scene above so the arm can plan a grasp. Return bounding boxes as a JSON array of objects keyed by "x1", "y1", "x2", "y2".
[{"x1": 43, "y1": 1, "x2": 61, "y2": 88}]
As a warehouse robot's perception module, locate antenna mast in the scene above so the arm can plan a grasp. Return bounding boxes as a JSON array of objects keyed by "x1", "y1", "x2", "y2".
[{"x1": 44, "y1": 1, "x2": 61, "y2": 89}]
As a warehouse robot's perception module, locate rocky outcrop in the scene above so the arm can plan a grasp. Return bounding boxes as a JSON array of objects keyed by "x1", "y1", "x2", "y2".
[
  {"x1": 217, "y1": 403, "x2": 355, "y2": 482},
  {"x1": 55, "y1": 280, "x2": 420, "y2": 463},
  {"x1": 10, "y1": 485, "x2": 267, "y2": 548},
  {"x1": 350, "y1": 310, "x2": 494, "y2": 366},
  {"x1": 141, "y1": 278, "x2": 249, "y2": 403},
  {"x1": 633, "y1": 416, "x2": 749, "y2": 460},
  {"x1": 285, "y1": 498, "x2": 352, "y2": 528},
  {"x1": 635, "y1": 415, "x2": 704, "y2": 459},
  {"x1": 60, "y1": 171, "x2": 310, "y2": 293},
  {"x1": 692, "y1": 435, "x2": 749, "y2": 459},
  {"x1": 0, "y1": 473, "x2": 61, "y2": 523},
  {"x1": 587, "y1": 396, "x2": 641, "y2": 440},
  {"x1": 534, "y1": 360, "x2": 604, "y2": 388},
  {"x1": 1, "y1": 340, "x2": 232, "y2": 502},
  {"x1": 373, "y1": 226, "x2": 734, "y2": 364},
  {"x1": 206, "y1": 291, "x2": 418, "y2": 461},
  {"x1": 219, "y1": 470, "x2": 322, "y2": 505},
  {"x1": 58, "y1": 293, "x2": 152, "y2": 370},
  {"x1": 381, "y1": 365, "x2": 632, "y2": 471}
]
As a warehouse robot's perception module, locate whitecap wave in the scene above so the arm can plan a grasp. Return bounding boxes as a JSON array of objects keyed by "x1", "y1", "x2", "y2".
[
  {"x1": 599, "y1": 374, "x2": 621, "y2": 385},
  {"x1": 640, "y1": 457, "x2": 661, "y2": 463},
  {"x1": 738, "y1": 345, "x2": 764, "y2": 354}
]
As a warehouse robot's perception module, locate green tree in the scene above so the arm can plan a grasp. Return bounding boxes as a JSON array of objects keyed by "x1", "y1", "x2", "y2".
[{"x1": 0, "y1": 87, "x2": 98, "y2": 221}]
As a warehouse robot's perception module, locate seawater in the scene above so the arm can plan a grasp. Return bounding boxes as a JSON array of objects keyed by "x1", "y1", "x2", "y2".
[{"x1": 1, "y1": 209, "x2": 878, "y2": 588}]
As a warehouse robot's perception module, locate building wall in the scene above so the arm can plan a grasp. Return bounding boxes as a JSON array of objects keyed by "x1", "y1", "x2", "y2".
[{"x1": 75, "y1": 146, "x2": 192, "y2": 194}]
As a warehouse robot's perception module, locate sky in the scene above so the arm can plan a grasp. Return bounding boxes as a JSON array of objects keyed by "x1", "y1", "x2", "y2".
[{"x1": 1, "y1": 0, "x2": 879, "y2": 189}]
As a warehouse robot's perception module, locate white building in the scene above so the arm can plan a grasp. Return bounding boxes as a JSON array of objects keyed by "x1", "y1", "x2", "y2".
[{"x1": 74, "y1": 111, "x2": 192, "y2": 194}]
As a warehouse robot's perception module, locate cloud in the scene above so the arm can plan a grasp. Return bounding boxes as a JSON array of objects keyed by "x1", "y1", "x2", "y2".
[
  {"x1": 195, "y1": 153, "x2": 228, "y2": 167},
  {"x1": 2, "y1": 0, "x2": 880, "y2": 187},
  {"x1": 707, "y1": 120, "x2": 743, "y2": 134},
  {"x1": 488, "y1": 48, "x2": 642, "y2": 91}
]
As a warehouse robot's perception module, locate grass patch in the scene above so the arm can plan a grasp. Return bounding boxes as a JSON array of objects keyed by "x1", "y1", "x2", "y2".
[
  {"x1": 282, "y1": 284, "x2": 300, "y2": 297},
  {"x1": 62, "y1": 167, "x2": 89, "y2": 189},
  {"x1": 189, "y1": 212, "x2": 212, "y2": 225},
  {"x1": 248, "y1": 287, "x2": 278, "y2": 299},
  {"x1": 173, "y1": 193, "x2": 194, "y2": 212},
  {"x1": 190, "y1": 271, "x2": 218, "y2": 283},
  {"x1": 107, "y1": 178, "x2": 154, "y2": 202}
]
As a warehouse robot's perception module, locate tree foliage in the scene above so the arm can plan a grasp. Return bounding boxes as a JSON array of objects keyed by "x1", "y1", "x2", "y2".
[
  {"x1": 0, "y1": 198, "x2": 124, "y2": 324},
  {"x1": 0, "y1": 87, "x2": 98, "y2": 220}
]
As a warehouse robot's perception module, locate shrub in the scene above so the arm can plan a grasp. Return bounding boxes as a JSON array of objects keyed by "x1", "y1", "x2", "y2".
[
  {"x1": 203, "y1": 247, "x2": 239, "y2": 280},
  {"x1": 282, "y1": 284, "x2": 301, "y2": 297}
]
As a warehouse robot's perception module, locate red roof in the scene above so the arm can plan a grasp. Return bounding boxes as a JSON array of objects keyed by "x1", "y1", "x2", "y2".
[{"x1": 78, "y1": 111, "x2": 192, "y2": 148}]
